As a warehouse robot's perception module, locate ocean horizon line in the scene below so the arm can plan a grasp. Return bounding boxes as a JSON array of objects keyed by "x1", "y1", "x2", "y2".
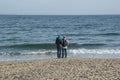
[{"x1": 0, "y1": 14, "x2": 120, "y2": 16}]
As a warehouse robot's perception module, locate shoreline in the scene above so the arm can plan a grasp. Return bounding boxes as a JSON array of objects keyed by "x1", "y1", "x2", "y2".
[{"x1": 0, "y1": 58, "x2": 120, "y2": 80}]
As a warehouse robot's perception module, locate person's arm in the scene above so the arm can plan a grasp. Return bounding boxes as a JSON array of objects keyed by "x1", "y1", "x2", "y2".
[{"x1": 55, "y1": 38, "x2": 57, "y2": 44}]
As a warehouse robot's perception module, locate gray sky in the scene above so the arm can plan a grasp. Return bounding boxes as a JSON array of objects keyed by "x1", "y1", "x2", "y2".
[{"x1": 0, "y1": 0, "x2": 120, "y2": 15}]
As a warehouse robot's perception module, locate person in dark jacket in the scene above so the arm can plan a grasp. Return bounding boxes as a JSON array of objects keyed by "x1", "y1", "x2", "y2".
[{"x1": 55, "y1": 35, "x2": 63, "y2": 58}]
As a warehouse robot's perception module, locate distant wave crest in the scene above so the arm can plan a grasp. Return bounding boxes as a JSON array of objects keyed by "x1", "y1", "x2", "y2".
[{"x1": 97, "y1": 33, "x2": 120, "y2": 36}]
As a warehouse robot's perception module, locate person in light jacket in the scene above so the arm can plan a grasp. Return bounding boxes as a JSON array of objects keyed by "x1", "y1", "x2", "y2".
[{"x1": 62, "y1": 36, "x2": 69, "y2": 58}]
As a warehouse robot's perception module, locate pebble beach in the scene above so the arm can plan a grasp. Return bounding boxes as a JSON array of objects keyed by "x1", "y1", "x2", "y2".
[{"x1": 0, "y1": 58, "x2": 120, "y2": 80}]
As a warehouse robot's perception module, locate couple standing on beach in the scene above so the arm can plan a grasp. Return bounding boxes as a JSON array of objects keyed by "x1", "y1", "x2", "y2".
[{"x1": 55, "y1": 35, "x2": 69, "y2": 58}]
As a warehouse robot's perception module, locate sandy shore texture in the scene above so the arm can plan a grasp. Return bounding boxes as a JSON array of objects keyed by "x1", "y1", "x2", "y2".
[{"x1": 0, "y1": 58, "x2": 120, "y2": 80}]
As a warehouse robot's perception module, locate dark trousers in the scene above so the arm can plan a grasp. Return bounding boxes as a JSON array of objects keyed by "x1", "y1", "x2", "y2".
[
  {"x1": 62, "y1": 48, "x2": 67, "y2": 58},
  {"x1": 57, "y1": 46, "x2": 62, "y2": 58}
]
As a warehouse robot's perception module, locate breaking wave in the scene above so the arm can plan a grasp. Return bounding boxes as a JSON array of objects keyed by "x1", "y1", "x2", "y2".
[
  {"x1": 0, "y1": 43, "x2": 107, "y2": 49},
  {"x1": 1, "y1": 48, "x2": 120, "y2": 57},
  {"x1": 69, "y1": 48, "x2": 120, "y2": 55}
]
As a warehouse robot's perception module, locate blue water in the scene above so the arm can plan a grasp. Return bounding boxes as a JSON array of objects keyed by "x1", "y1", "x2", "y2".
[{"x1": 0, "y1": 15, "x2": 120, "y2": 61}]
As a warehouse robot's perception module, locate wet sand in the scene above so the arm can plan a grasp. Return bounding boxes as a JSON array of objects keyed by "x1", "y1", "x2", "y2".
[{"x1": 0, "y1": 58, "x2": 120, "y2": 80}]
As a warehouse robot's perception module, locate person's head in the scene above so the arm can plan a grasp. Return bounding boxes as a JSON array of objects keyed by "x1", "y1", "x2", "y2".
[
  {"x1": 63, "y1": 35, "x2": 67, "y2": 40},
  {"x1": 57, "y1": 35, "x2": 63, "y2": 40},
  {"x1": 57, "y1": 35, "x2": 60, "y2": 38}
]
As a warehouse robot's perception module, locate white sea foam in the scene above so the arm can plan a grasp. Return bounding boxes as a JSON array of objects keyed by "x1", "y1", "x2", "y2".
[
  {"x1": 69, "y1": 48, "x2": 120, "y2": 55},
  {"x1": 22, "y1": 50, "x2": 56, "y2": 55},
  {"x1": 1, "y1": 48, "x2": 120, "y2": 56},
  {"x1": 23, "y1": 48, "x2": 120, "y2": 55}
]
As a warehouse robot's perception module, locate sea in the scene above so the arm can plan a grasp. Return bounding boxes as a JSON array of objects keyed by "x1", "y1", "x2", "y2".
[{"x1": 0, "y1": 15, "x2": 120, "y2": 61}]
